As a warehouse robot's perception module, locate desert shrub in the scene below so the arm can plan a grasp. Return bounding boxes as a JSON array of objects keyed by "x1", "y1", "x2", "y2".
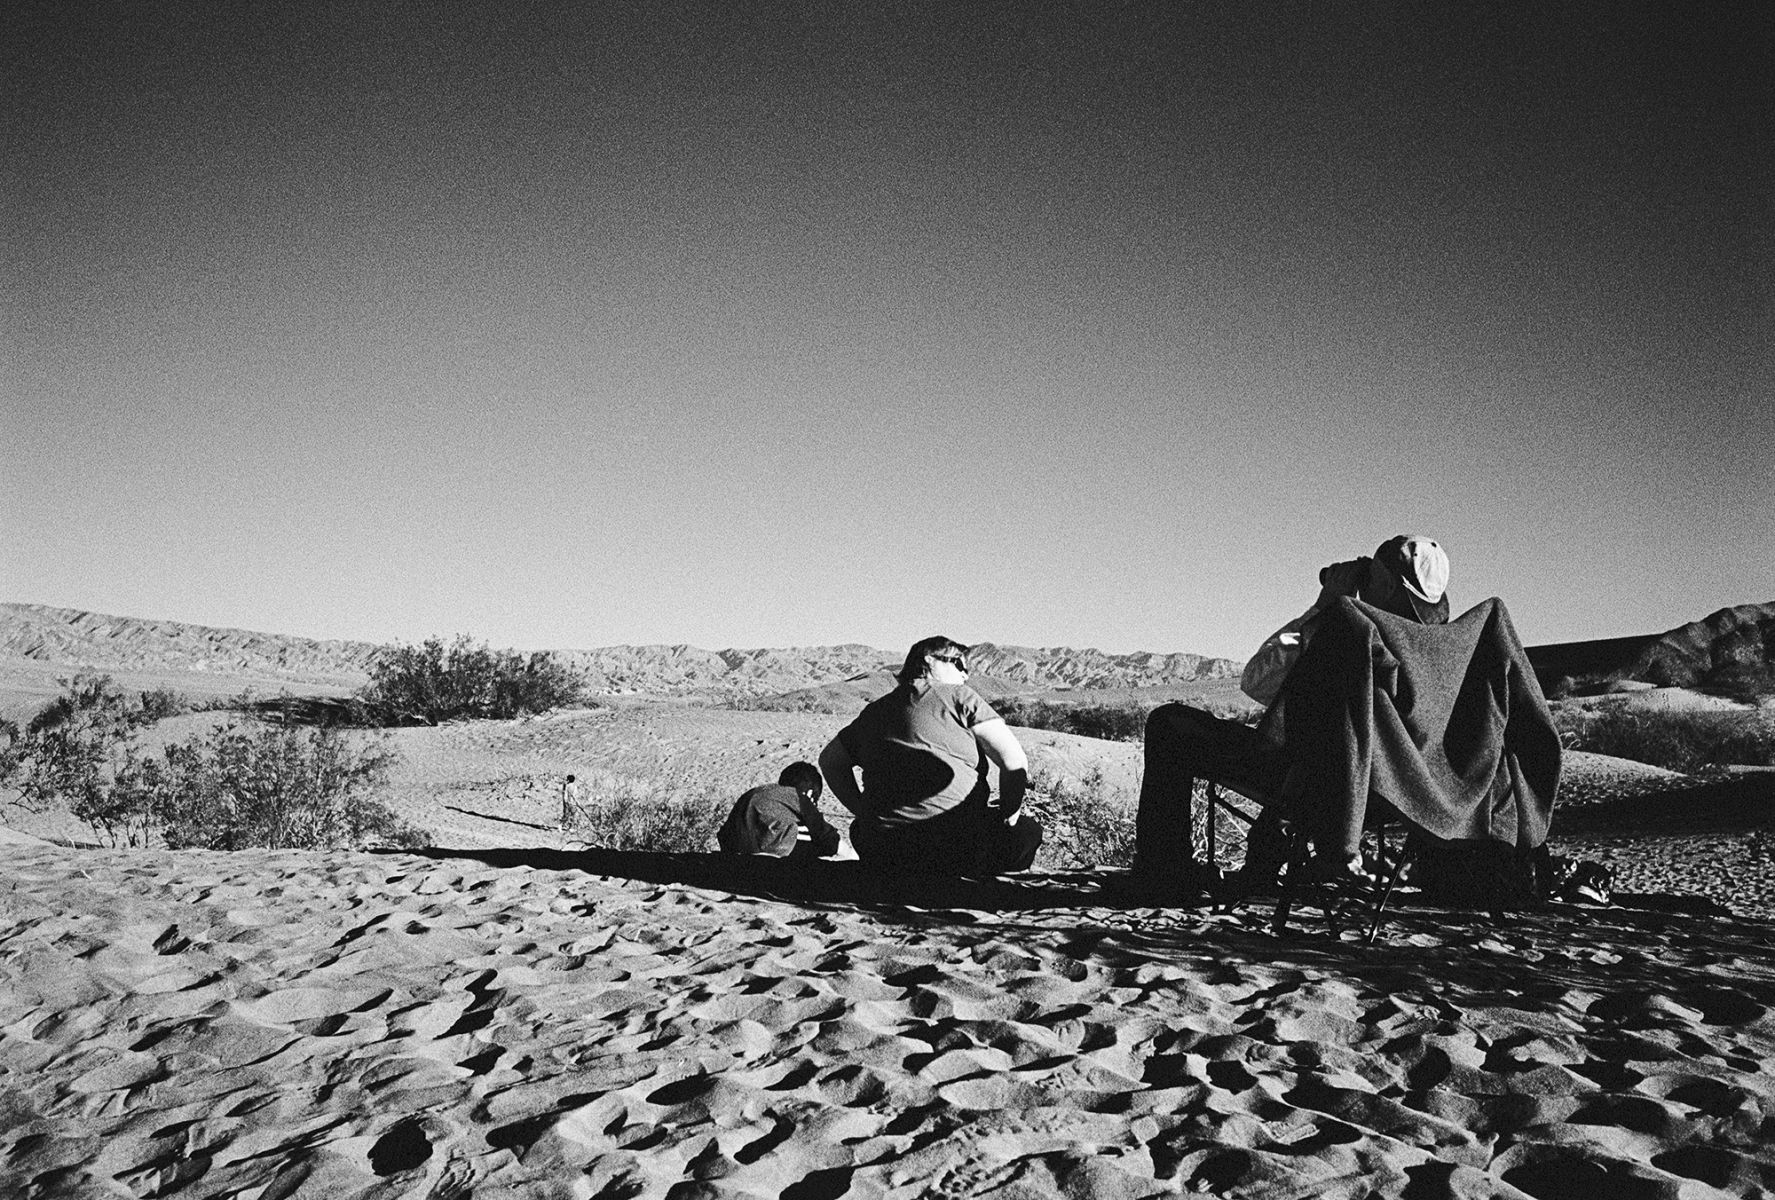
[
  {"x1": 562, "y1": 771, "x2": 727, "y2": 852},
  {"x1": 996, "y1": 696, "x2": 1260, "y2": 742},
  {"x1": 148, "y1": 722, "x2": 417, "y2": 850},
  {"x1": 136, "y1": 686, "x2": 190, "y2": 722},
  {"x1": 23, "y1": 673, "x2": 149, "y2": 737},
  {"x1": 3, "y1": 675, "x2": 163, "y2": 830},
  {"x1": 0, "y1": 675, "x2": 419, "y2": 849},
  {"x1": 0, "y1": 718, "x2": 18, "y2": 786},
  {"x1": 994, "y1": 698, "x2": 1153, "y2": 742},
  {"x1": 1701, "y1": 659, "x2": 1775, "y2": 705},
  {"x1": 1025, "y1": 766, "x2": 1136, "y2": 869},
  {"x1": 358, "y1": 635, "x2": 585, "y2": 725},
  {"x1": 1557, "y1": 706, "x2": 1775, "y2": 773}
]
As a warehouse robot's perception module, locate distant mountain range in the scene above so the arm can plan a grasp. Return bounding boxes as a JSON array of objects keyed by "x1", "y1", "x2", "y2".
[
  {"x1": 1526, "y1": 602, "x2": 1775, "y2": 697},
  {"x1": 0, "y1": 603, "x2": 381, "y2": 688},
  {"x1": 4, "y1": 600, "x2": 1769, "y2": 713},
  {"x1": 0, "y1": 604, "x2": 1241, "y2": 703}
]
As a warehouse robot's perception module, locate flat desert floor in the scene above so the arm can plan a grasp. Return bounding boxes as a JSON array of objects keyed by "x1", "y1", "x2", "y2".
[{"x1": 3, "y1": 704, "x2": 1773, "y2": 1199}]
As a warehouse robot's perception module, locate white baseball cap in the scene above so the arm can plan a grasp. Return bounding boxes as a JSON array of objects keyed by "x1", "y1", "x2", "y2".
[{"x1": 1375, "y1": 535, "x2": 1449, "y2": 604}]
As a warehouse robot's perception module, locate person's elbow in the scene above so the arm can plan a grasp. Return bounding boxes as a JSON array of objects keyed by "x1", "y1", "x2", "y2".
[{"x1": 975, "y1": 719, "x2": 1027, "y2": 772}]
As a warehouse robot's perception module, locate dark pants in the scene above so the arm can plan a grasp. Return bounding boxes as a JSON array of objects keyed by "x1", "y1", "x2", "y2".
[
  {"x1": 852, "y1": 803, "x2": 1043, "y2": 876},
  {"x1": 1134, "y1": 703, "x2": 1273, "y2": 874}
]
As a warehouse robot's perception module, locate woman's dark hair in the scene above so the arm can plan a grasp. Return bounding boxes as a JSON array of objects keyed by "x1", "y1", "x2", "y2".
[
  {"x1": 897, "y1": 635, "x2": 969, "y2": 685},
  {"x1": 777, "y1": 761, "x2": 822, "y2": 793}
]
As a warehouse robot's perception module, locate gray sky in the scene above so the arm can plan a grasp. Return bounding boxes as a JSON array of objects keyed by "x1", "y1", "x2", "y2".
[{"x1": 5, "y1": 2, "x2": 1770, "y2": 658}]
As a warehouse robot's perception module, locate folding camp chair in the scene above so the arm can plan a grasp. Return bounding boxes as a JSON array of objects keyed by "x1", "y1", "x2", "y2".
[{"x1": 1194, "y1": 778, "x2": 1419, "y2": 945}]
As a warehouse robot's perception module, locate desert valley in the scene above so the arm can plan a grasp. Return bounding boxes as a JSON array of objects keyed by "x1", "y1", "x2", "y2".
[{"x1": 2, "y1": 601, "x2": 1773, "y2": 1199}]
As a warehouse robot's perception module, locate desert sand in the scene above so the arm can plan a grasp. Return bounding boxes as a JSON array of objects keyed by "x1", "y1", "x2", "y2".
[{"x1": 3, "y1": 705, "x2": 1774, "y2": 1198}]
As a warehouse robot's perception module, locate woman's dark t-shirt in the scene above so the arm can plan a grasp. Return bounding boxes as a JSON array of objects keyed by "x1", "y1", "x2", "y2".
[{"x1": 837, "y1": 682, "x2": 999, "y2": 827}]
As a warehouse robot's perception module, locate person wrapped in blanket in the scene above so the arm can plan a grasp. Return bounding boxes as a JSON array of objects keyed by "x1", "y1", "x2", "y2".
[
  {"x1": 819, "y1": 636, "x2": 1042, "y2": 876},
  {"x1": 716, "y1": 761, "x2": 843, "y2": 860},
  {"x1": 1109, "y1": 535, "x2": 1451, "y2": 903}
]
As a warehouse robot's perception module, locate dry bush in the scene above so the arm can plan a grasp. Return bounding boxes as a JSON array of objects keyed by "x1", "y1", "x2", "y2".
[
  {"x1": 997, "y1": 697, "x2": 1260, "y2": 742},
  {"x1": 3, "y1": 674, "x2": 177, "y2": 843},
  {"x1": 1025, "y1": 765, "x2": 1136, "y2": 869},
  {"x1": 149, "y1": 722, "x2": 422, "y2": 851},
  {"x1": 2, "y1": 675, "x2": 421, "y2": 850},
  {"x1": 358, "y1": 635, "x2": 584, "y2": 725},
  {"x1": 1555, "y1": 705, "x2": 1775, "y2": 773},
  {"x1": 562, "y1": 770, "x2": 728, "y2": 853},
  {"x1": 995, "y1": 698, "x2": 1152, "y2": 742},
  {"x1": 1701, "y1": 659, "x2": 1775, "y2": 705}
]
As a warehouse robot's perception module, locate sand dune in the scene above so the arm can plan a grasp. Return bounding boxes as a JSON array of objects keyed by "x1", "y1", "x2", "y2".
[
  {"x1": 2, "y1": 838, "x2": 1772, "y2": 1199},
  {"x1": 5, "y1": 700, "x2": 1775, "y2": 1196}
]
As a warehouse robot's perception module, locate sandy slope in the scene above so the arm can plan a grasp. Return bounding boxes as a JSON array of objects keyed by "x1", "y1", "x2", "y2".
[
  {"x1": 2, "y1": 843, "x2": 1772, "y2": 1199},
  {"x1": 4, "y1": 707, "x2": 1775, "y2": 1197}
]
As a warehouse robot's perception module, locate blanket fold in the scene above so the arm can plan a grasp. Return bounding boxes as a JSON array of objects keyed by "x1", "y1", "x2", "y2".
[{"x1": 1261, "y1": 596, "x2": 1561, "y2": 859}]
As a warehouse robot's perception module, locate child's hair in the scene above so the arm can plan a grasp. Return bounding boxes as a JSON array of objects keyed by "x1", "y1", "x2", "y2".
[{"x1": 777, "y1": 761, "x2": 822, "y2": 793}]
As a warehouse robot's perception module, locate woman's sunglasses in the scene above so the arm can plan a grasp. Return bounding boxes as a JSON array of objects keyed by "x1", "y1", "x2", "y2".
[{"x1": 929, "y1": 652, "x2": 969, "y2": 672}]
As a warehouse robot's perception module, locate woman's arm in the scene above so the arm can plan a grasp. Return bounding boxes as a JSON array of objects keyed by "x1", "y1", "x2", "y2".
[
  {"x1": 818, "y1": 737, "x2": 870, "y2": 818},
  {"x1": 971, "y1": 718, "x2": 1028, "y2": 818}
]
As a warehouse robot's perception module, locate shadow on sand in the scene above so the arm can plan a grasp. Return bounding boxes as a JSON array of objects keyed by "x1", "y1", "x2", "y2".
[
  {"x1": 1556, "y1": 771, "x2": 1775, "y2": 834},
  {"x1": 441, "y1": 805, "x2": 557, "y2": 833},
  {"x1": 395, "y1": 842, "x2": 1109, "y2": 914},
  {"x1": 389, "y1": 843, "x2": 1775, "y2": 1006}
]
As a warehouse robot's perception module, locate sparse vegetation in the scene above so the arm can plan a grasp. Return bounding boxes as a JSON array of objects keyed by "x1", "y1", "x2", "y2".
[
  {"x1": 1700, "y1": 659, "x2": 1775, "y2": 705},
  {"x1": 1025, "y1": 765, "x2": 1136, "y2": 869},
  {"x1": 560, "y1": 770, "x2": 728, "y2": 853},
  {"x1": 995, "y1": 696, "x2": 1260, "y2": 742},
  {"x1": 1555, "y1": 705, "x2": 1775, "y2": 773},
  {"x1": 148, "y1": 722, "x2": 419, "y2": 851},
  {"x1": 995, "y1": 698, "x2": 1149, "y2": 742},
  {"x1": 357, "y1": 635, "x2": 585, "y2": 725},
  {"x1": 3, "y1": 675, "x2": 167, "y2": 831},
  {"x1": 1, "y1": 673, "x2": 420, "y2": 850}
]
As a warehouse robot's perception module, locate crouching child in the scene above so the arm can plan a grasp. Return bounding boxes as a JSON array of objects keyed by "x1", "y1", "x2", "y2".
[{"x1": 717, "y1": 761, "x2": 843, "y2": 860}]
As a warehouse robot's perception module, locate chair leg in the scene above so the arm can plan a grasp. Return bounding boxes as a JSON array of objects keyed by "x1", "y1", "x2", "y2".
[
  {"x1": 1205, "y1": 781, "x2": 1217, "y2": 873},
  {"x1": 1268, "y1": 822, "x2": 1311, "y2": 936},
  {"x1": 1363, "y1": 837, "x2": 1414, "y2": 946},
  {"x1": 1196, "y1": 781, "x2": 1260, "y2": 911}
]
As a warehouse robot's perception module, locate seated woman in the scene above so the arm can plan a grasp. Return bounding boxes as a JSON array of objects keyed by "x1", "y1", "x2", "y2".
[{"x1": 819, "y1": 636, "x2": 1041, "y2": 876}]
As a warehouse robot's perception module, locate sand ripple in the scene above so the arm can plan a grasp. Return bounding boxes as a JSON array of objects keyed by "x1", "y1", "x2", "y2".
[{"x1": 2, "y1": 843, "x2": 1773, "y2": 1198}]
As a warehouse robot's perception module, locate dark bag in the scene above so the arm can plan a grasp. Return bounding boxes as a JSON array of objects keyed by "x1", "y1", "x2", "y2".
[{"x1": 1407, "y1": 839, "x2": 1553, "y2": 909}]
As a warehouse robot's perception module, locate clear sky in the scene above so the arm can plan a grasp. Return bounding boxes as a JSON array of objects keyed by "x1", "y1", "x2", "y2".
[{"x1": 5, "y1": 2, "x2": 1770, "y2": 660}]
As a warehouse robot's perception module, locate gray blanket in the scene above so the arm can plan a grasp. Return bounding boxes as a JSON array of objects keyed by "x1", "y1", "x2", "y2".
[{"x1": 1261, "y1": 596, "x2": 1561, "y2": 859}]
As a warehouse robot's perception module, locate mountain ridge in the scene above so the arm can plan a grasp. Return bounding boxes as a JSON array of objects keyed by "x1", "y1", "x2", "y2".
[
  {"x1": 9, "y1": 599, "x2": 1769, "y2": 709},
  {"x1": 0, "y1": 603, "x2": 1241, "y2": 700},
  {"x1": 1526, "y1": 601, "x2": 1775, "y2": 696}
]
